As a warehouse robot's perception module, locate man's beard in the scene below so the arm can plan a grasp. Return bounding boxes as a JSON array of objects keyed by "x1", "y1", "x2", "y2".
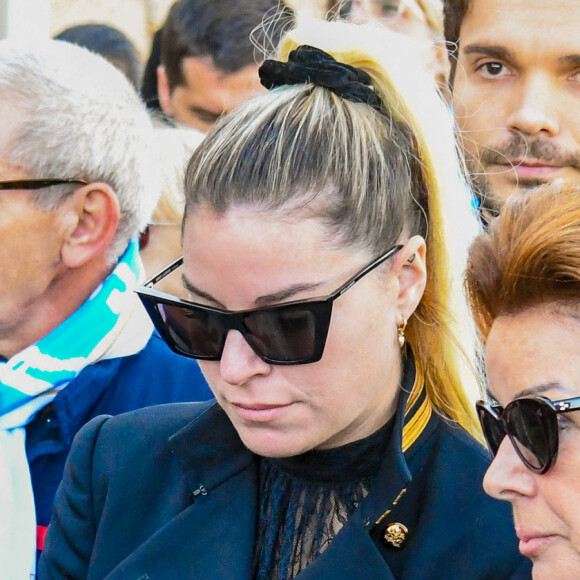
[{"x1": 463, "y1": 133, "x2": 580, "y2": 222}]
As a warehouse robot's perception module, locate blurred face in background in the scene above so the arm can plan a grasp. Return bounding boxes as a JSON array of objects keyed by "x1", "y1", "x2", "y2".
[
  {"x1": 347, "y1": 0, "x2": 430, "y2": 37},
  {"x1": 158, "y1": 57, "x2": 264, "y2": 133},
  {"x1": 343, "y1": 0, "x2": 449, "y2": 86}
]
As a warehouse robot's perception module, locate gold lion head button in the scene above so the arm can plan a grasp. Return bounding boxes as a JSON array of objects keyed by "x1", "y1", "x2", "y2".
[{"x1": 384, "y1": 522, "x2": 408, "y2": 549}]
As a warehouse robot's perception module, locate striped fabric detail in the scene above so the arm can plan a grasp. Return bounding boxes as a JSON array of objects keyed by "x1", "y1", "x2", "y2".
[{"x1": 401, "y1": 363, "x2": 432, "y2": 453}]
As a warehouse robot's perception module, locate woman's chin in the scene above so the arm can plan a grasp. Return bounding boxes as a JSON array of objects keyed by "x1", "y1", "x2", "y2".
[
  {"x1": 531, "y1": 552, "x2": 580, "y2": 580},
  {"x1": 237, "y1": 427, "x2": 314, "y2": 459}
]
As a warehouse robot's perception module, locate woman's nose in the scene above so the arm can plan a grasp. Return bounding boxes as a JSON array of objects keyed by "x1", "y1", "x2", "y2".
[
  {"x1": 483, "y1": 437, "x2": 537, "y2": 501},
  {"x1": 219, "y1": 330, "x2": 271, "y2": 385}
]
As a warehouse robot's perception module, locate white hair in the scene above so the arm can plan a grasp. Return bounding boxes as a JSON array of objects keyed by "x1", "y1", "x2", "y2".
[{"x1": 0, "y1": 39, "x2": 161, "y2": 261}]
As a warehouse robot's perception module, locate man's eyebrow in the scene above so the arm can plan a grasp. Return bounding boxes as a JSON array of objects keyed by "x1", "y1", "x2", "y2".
[
  {"x1": 462, "y1": 44, "x2": 516, "y2": 63},
  {"x1": 559, "y1": 54, "x2": 580, "y2": 68},
  {"x1": 487, "y1": 382, "x2": 573, "y2": 402},
  {"x1": 180, "y1": 276, "x2": 325, "y2": 309}
]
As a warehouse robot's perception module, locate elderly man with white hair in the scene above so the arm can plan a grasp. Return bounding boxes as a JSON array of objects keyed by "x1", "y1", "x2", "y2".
[{"x1": 0, "y1": 39, "x2": 211, "y2": 579}]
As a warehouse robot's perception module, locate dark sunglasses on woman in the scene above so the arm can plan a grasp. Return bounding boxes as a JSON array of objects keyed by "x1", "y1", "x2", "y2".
[
  {"x1": 476, "y1": 396, "x2": 580, "y2": 474},
  {"x1": 135, "y1": 245, "x2": 401, "y2": 365}
]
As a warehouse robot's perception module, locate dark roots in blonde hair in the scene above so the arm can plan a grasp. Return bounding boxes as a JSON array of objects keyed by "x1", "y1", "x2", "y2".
[{"x1": 466, "y1": 183, "x2": 580, "y2": 340}]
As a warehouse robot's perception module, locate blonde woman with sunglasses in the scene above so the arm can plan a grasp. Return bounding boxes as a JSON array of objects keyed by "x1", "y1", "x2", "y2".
[{"x1": 39, "y1": 20, "x2": 528, "y2": 580}]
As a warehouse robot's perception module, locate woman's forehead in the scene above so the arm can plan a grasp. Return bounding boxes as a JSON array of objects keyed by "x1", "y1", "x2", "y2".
[
  {"x1": 182, "y1": 204, "x2": 372, "y2": 271},
  {"x1": 486, "y1": 310, "x2": 580, "y2": 404},
  {"x1": 180, "y1": 205, "x2": 376, "y2": 310},
  {"x1": 184, "y1": 202, "x2": 337, "y2": 244}
]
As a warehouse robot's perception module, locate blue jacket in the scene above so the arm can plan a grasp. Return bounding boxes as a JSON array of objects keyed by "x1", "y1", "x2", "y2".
[
  {"x1": 39, "y1": 363, "x2": 531, "y2": 579},
  {"x1": 27, "y1": 332, "x2": 212, "y2": 555}
]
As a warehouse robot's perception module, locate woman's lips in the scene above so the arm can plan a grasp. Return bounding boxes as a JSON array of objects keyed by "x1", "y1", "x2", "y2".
[
  {"x1": 516, "y1": 529, "x2": 557, "y2": 558},
  {"x1": 230, "y1": 402, "x2": 293, "y2": 422}
]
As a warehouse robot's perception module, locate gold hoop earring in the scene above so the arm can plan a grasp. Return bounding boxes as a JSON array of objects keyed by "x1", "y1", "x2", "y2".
[{"x1": 397, "y1": 318, "x2": 407, "y2": 349}]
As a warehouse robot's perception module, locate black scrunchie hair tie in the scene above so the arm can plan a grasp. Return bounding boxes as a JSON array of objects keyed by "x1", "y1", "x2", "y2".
[{"x1": 259, "y1": 45, "x2": 384, "y2": 112}]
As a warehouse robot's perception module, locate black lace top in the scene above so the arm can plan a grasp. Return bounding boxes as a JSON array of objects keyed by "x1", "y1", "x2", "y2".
[{"x1": 252, "y1": 417, "x2": 395, "y2": 579}]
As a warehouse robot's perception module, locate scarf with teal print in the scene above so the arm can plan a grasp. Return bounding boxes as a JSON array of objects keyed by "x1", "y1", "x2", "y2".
[{"x1": 0, "y1": 240, "x2": 153, "y2": 579}]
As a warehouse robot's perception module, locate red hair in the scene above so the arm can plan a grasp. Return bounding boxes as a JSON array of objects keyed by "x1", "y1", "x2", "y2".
[{"x1": 466, "y1": 184, "x2": 580, "y2": 340}]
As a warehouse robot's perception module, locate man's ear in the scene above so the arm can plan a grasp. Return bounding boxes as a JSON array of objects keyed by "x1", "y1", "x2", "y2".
[
  {"x1": 391, "y1": 235, "x2": 427, "y2": 320},
  {"x1": 60, "y1": 183, "x2": 120, "y2": 269},
  {"x1": 157, "y1": 65, "x2": 174, "y2": 117}
]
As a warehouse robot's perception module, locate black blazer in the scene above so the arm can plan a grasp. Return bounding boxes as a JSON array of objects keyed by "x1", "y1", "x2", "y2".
[{"x1": 39, "y1": 377, "x2": 531, "y2": 580}]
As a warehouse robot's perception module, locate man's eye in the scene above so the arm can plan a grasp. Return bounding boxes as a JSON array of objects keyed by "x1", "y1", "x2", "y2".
[
  {"x1": 380, "y1": 0, "x2": 401, "y2": 14},
  {"x1": 338, "y1": 0, "x2": 353, "y2": 16},
  {"x1": 196, "y1": 113, "x2": 222, "y2": 125},
  {"x1": 478, "y1": 62, "x2": 507, "y2": 78}
]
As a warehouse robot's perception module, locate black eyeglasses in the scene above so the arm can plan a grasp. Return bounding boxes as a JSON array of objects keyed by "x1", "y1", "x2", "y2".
[
  {"x1": 136, "y1": 245, "x2": 402, "y2": 365},
  {"x1": 476, "y1": 396, "x2": 580, "y2": 474},
  {"x1": 0, "y1": 179, "x2": 88, "y2": 190}
]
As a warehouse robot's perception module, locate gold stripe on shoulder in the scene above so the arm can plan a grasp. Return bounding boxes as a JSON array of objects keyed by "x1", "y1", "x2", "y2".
[
  {"x1": 402, "y1": 361, "x2": 432, "y2": 453},
  {"x1": 402, "y1": 394, "x2": 432, "y2": 453}
]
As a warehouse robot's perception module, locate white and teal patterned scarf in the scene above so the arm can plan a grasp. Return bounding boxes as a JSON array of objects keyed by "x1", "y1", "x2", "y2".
[{"x1": 0, "y1": 240, "x2": 153, "y2": 579}]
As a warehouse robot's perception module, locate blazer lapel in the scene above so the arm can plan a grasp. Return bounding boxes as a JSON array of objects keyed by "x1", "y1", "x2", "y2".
[
  {"x1": 297, "y1": 516, "x2": 398, "y2": 580},
  {"x1": 299, "y1": 355, "x2": 435, "y2": 580},
  {"x1": 104, "y1": 403, "x2": 259, "y2": 580},
  {"x1": 295, "y1": 440, "x2": 410, "y2": 580}
]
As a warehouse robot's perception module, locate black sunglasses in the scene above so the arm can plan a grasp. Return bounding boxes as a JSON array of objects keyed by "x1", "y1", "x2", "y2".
[
  {"x1": 0, "y1": 179, "x2": 88, "y2": 190},
  {"x1": 476, "y1": 396, "x2": 580, "y2": 474},
  {"x1": 136, "y1": 245, "x2": 402, "y2": 365}
]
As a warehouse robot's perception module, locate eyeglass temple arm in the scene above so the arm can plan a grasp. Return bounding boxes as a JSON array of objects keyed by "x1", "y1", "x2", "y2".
[
  {"x1": 554, "y1": 396, "x2": 580, "y2": 413},
  {"x1": 143, "y1": 256, "x2": 184, "y2": 288},
  {"x1": 329, "y1": 245, "x2": 403, "y2": 301},
  {"x1": 141, "y1": 244, "x2": 402, "y2": 293}
]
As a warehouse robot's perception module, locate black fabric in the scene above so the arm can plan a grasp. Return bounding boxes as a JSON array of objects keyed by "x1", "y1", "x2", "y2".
[
  {"x1": 254, "y1": 418, "x2": 394, "y2": 579},
  {"x1": 259, "y1": 45, "x2": 384, "y2": 112}
]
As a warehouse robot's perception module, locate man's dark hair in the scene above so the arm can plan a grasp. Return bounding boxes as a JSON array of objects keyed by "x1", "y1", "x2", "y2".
[
  {"x1": 442, "y1": 0, "x2": 470, "y2": 84},
  {"x1": 55, "y1": 24, "x2": 143, "y2": 90},
  {"x1": 140, "y1": 28, "x2": 163, "y2": 107},
  {"x1": 161, "y1": 0, "x2": 294, "y2": 91}
]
